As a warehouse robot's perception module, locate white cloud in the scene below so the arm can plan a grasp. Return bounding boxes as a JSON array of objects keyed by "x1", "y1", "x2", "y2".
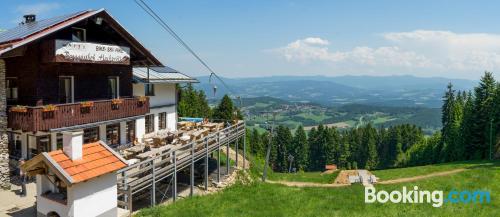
[
  {"x1": 15, "y1": 2, "x2": 60, "y2": 16},
  {"x1": 270, "y1": 30, "x2": 500, "y2": 78}
]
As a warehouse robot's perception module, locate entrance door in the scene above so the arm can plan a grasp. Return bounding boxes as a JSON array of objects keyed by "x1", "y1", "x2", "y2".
[{"x1": 59, "y1": 76, "x2": 74, "y2": 103}]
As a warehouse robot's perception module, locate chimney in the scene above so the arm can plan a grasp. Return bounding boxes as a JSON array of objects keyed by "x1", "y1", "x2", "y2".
[
  {"x1": 23, "y1": 14, "x2": 36, "y2": 23},
  {"x1": 62, "y1": 131, "x2": 84, "y2": 161}
]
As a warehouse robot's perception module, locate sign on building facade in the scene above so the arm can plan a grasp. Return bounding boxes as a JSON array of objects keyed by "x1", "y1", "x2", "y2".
[{"x1": 54, "y1": 40, "x2": 130, "y2": 65}]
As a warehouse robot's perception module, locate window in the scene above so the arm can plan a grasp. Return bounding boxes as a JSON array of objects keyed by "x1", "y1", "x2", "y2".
[
  {"x1": 6, "y1": 78, "x2": 18, "y2": 102},
  {"x1": 145, "y1": 114, "x2": 154, "y2": 134},
  {"x1": 83, "y1": 127, "x2": 99, "y2": 143},
  {"x1": 145, "y1": 84, "x2": 155, "y2": 96},
  {"x1": 126, "y1": 120, "x2": 136, "y2": 144},
  {"x1": 28, "y1": 135, "x2": 50, "y2": 159},
  {"x1": 108, "y1": 77, "x2": 119, "y2": 99},
  {"x1": 56, "y1": 133, "x2": 63, "y2": 150},
  {"x1": 159, "y1": 112, "x2": 167, "y2": 130},
  {"x1": 71, "y1": 27, "x2": 86, "y2": 42},
  {"x1": 8, "y1": 132, "x2": 22, "y2": 160},
  {"x1": 59, "y1": 76, "x2": 74, "y2": 103},
  {"x1": 106, "y1": 124, "x2": 120, "y2": 146}
]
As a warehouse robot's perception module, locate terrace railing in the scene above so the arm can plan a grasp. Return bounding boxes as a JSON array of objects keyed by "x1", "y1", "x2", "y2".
[
  {"x1": 8, "y1": 97, "x2": 149, "y2": 132},
  {"x1": 116, "y1": 121, "x2": 246, "y2": 212}
]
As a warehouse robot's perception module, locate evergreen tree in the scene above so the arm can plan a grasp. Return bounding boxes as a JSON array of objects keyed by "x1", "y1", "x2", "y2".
[
  {"x1": 292, "y1": 125, "x2": 309, "y2": 170},
  {"x1": 273, "y1": 126, "x2": 293, "y2": 172},
  {"x1": 249, "y1": 128, "x2": 263, "y2": 156},
  {"x1": 441, "y1": 83, "x2": 456, "y2": 160},
  {"x1": 308, "y1": 125, "x2": 323, "y2": 171},
  {"x1": 177, "y1": 84, "x2": 212, "y2": 118},
  {"x1": 213, "y1": 95, "x2": 235, "y2": 122},
  {"x1": 470, "y1": 72, "x2": 496, "y2": 159},
  {"x1": 363, "y1": 124, "x2": 378, "y2": 170},
  {"x1": 461, "y1": 91, "x2": 475, "y2": 159}
]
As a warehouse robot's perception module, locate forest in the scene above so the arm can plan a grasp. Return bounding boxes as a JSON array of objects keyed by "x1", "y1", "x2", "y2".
[{"x1": 178, "y1": 72, "x2": 500, "y2": 172}]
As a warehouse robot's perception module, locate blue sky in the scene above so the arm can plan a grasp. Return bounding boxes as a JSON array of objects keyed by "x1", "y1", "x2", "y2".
[{"x1": 1, "y1": 0, "x2": 500, "y2": 80}]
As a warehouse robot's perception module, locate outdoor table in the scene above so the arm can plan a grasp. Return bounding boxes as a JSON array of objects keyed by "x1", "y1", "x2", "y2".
[{"x1": 127, "y1": 145, "x2": 145, "y2": 154}]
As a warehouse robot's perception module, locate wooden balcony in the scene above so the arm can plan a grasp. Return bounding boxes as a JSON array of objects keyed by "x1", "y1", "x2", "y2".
[{"x1": 8, "y1": 97, "x2": 149, "y2": 132}]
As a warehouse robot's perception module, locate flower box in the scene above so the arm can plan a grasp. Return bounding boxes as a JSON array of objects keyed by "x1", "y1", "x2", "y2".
[
  {"x1": 42, "y1": 104, "x2": 57, "y2": 112},
  {"x1": 112, "y1": 98, "x2": 124, "y2": 105},
  {"x1": 138, "y1": 96, "x2": 148, "y2": 102},
  {"x1": 10, "y1": 106, "x2": 27, "y2": 113},
  {"x1": 80, "y1": 101, "x2": 94, "y2": 108}
]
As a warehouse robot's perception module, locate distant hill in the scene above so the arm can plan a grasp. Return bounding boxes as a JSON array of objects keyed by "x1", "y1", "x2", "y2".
[{"x1": 195, "y1": 75, "x2": 477, "y2": 108}]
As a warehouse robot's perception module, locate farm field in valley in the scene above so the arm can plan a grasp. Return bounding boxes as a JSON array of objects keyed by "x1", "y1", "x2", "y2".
[{"x1": 241, "y1": 97, "x2": 442, "y2": 135}]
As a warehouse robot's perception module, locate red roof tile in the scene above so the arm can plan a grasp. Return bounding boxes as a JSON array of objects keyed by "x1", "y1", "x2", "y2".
[{"x1": 47, "y1": 142, "x2": 127, "y2": 183}]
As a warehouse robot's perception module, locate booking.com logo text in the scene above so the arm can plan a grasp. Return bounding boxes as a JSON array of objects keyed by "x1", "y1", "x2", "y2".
[{"x1": 365, "y1": 186, "x2": 491, "y2": 207}]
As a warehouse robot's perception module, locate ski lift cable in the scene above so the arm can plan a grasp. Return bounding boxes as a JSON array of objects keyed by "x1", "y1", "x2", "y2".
[{"x1": 134, "y1": 0, "x2": 239, "y2": 100}]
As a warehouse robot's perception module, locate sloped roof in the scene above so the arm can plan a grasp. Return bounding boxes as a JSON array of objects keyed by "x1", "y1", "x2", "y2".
[
  {"x1": 22, "y1": 141, "x2": 127, "y2": 185},
  {"x1": 0, "y1": 9, "x2": 163, "y2": 66},
  {"x1": 0, "y1": 10, "x2": 88, "y2": 44},
  {"x1": 133, "y1": 67, "x2": 198, "y2": 83}
]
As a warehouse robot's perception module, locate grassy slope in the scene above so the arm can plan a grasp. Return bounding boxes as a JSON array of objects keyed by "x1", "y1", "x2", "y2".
[
  {"x1": 137, "y1": 160, "x2": 499, "y2": 217},
  {"x1": 372, "y1": 160, "x2": 489, "y2": 180},
  {"x1": 268, "y1": 170, "x2": 340, "y2": 184}
]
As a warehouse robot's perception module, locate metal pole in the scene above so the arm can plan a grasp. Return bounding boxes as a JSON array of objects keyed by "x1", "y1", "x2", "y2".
[
  {"x1": 205, "y1": 138, "x2": 209, "y2": 190},
  {"x1": 127, "y1": 187, "x2": 132, "y2": 217},
  {"x1": 236, "y1": 136, "x2": 239, "y2": 168},
  {"x1": 226, "y1": 140, "x2": 230, "y2": 175},
  {"x1": 243, "y1": 128, "x2": 246, "y2": 170},
  {"x1": 217, "y1": 132, "x2": 221, "y2": 182},
  {"x1": 121, "y1": 171, "x2": 128, "y2": 209},
  {"x1": 262, "y1": 138, "x2": 272, "y2": 181},
  {"x1": 173, "y1": 151, "x2": 177, "y2": 202},
  {"x1": 151, "y1": 161, "x2": 155, "y2": 206},
  {"x1": 490, "y1": 118, "x2": 494, "y2": 160},
  {"x1": 190, "y1": 142, "x2": 194, "y2": 197},
  {"x1": 262, "y1": 114, "x2": 276, "y2": 182}
]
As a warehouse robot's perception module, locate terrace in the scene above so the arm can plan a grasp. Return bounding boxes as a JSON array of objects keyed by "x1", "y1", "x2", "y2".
[
  {"x1": 115, "y1": 120, "x2": 246, "y2": 213},
  {"x1": 8, "y1": 97, "x2": 150, "y2": 132}
]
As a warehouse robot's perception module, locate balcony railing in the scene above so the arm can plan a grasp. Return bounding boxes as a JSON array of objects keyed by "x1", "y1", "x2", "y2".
[{"x1": 8, "y1": 97, "x2": 149, "y2": 132}]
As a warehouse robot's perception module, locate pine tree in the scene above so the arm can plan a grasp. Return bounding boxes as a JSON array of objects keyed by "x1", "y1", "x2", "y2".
[
  {"x1": 213, "y1": 95, "x2": 235, "y2": 122},
  {"x1": 249, "y1": 128, "x2": 263, "y2": 156},
  {"x1": 394, "y1": 142, "x2": 406, "y2": 167},
  {"x1": 363, "y1": 124, "x2": 378, "y2": 170},
  {"x1": 470, "y1": 72, "x2": 496, "y2": 159},
  {"x1": 273, "y1": 126, "x2": 293, "y2": 172},
  {"x1": 338, "y1": 141, "x2": 351, "y2": 169},
  {"x1": 292, "y1": 125, "x2": 309, "y2": 171},
  {"x1": 461, "y1": 91, "x2": 474, "y2": 159},
  {"x1": 323, "y1": 127, "x2": 337, "y2": 166},
  {"x1": 441, "y1": 83, "x2": 455, "y2": 160}
]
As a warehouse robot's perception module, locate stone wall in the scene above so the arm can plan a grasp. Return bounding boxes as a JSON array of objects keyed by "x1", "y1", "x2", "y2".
[{"x1": 0, "y1": 59, "x2": 10, "y2": 189}]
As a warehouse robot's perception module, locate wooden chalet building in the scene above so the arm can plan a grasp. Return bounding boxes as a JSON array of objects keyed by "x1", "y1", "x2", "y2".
[{"x1": 0, "y1": 9, "x2": 194, "y2": 187}]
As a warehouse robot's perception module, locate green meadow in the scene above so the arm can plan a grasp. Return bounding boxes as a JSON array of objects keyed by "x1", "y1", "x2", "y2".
[{"x1": 136, "y1": 160, "x2": 499, "y2": 217}]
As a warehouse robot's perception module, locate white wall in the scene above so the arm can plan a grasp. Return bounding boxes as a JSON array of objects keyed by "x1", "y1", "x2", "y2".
[
  {"x1": 151, "y1": 106, "x2": 177, "y2": 132},
  {"x1": 135, "y1": 117, "x2": 146, "y2": 141},
  {"x1": 119, "y1": 121, "x2": 127, "y2": 145},
  {"x1": 36, "y1": 175, "x2": 69, "y2": 217},
  {"x1": 98, "y1": 125, "x2": 107, "y2": 144},
  {"x1": 69, "y1": 173, "x2": 118, "y2": 217},
  {"x1": 133, "y1": 82, "x2": 178, "y2": 141},
  {"x1": 133, "y1": 83, "x2": 176, "y2": 107}
]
